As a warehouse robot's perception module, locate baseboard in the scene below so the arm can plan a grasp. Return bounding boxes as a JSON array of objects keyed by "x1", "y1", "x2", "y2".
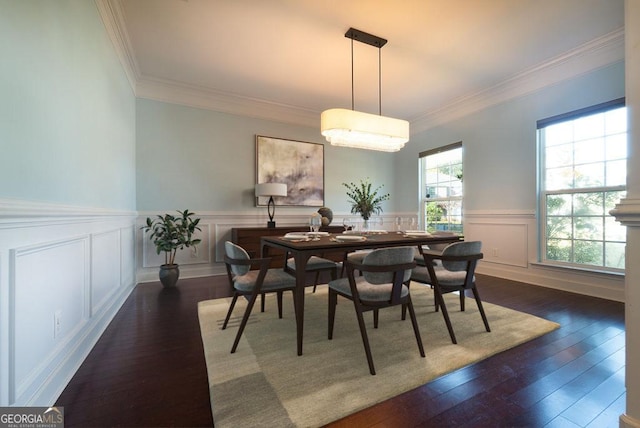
[
  {"x1": 477, "y1": 263, "x2": 624, "y2": 302},
  {"x1": 137, "y1": 264, "x2": 227, "y2": 284}
]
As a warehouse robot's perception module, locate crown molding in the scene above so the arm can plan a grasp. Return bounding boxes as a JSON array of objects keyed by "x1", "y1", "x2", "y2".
[
  {"x1": 135, "y1": 75, "x2": 320, "y2": 128},
  {"x1": 410, "y1": 28, "x2": 625, "y2": 134},
  {"x1": 96, "y1": 1, "x2": 624, "y2": 133},
  {"x1": 95, "y1": 0, "x2": 140, "y2": 92}
]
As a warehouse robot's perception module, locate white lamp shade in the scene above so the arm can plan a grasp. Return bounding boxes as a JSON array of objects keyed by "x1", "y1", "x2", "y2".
[
  {"x1": 255, "y1": 182, "x2": 287, "y2": 197},
  {"x1": 321, "y1": 108, "x2": 410, "y2": 152}
]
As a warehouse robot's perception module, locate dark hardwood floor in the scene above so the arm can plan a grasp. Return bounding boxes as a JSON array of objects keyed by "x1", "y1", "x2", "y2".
[{"x1": 55, "y1": 274, "x2": 625, "y2": 427}]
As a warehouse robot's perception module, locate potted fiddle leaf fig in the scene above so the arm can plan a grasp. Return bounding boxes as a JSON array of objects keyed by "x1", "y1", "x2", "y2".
[{"x1": 142, "y1": 209, "x2": 202, "y2": 287}]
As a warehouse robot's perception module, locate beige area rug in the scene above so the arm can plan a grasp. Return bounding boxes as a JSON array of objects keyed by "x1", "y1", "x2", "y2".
[{"x1": 198, "y1": 283, "x2": 559, "y2": 428}]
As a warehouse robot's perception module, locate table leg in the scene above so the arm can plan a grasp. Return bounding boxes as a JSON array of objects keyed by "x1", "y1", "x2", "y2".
[
  {"x1": 261, "y1": 241, "x2": 311, "y2": 356},
  {"x1": 293, "y1": 252, "x2": 311, "y2": 356}
]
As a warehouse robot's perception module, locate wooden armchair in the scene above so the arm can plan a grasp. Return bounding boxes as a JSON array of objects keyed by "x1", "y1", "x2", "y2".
[
  {"x1": 411, "y1": 241, "x2": 490, "y2": 344},
  {"x1": 222, "y1": 241, "x2": 297, "y2": 353},
  {"x1": 328, "y1": 246, "x2": 424, "y2": 375}
]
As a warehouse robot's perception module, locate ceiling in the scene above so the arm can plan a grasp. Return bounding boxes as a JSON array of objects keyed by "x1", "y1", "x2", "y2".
[{"x1": 101, "y1": 0, "x2": 625, "y2": 133}]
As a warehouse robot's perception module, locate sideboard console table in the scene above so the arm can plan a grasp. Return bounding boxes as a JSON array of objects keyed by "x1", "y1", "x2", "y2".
[{"x1": 231, "y1": 225, "x2": 345, "y2": 268}]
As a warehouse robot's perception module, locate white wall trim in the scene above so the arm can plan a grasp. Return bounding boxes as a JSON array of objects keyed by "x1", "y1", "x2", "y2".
[
  {"x1": 465, "y1": 209, "x2": 624, "y2": 302},
  {"x1": 96, "y1": 0, "x2": 624, "y2": 133},
  {"x1": 0, "y1": 202, "x2": 137, "y2": 406},
  {"x1": 611, "y1": 197, "x2": 640, "y2": 226},
  {"x1": 619, "y1": 413, "x2": 640, "y2": 428},
  {"x1": 94, "y1": 0, "x2": 140, "y2": 92},
  {"x1": 0, "y1": 198, "x2": 137, "y2": 223},
  {"x1": 135, "y1": 76, "x2": 320, "y2": 128},
  {"x1": 477, "y1": 262, "x2": 625, "y2": 302},
  {"x1": 410, "y1": 28, "x2": 625, "y2": 133},
  {"x1": 135, "y1": 210, "x2": 625, "y2": 302},
  {"x1": 465, "y1": 209, "x2": 536, "y2": 219}
]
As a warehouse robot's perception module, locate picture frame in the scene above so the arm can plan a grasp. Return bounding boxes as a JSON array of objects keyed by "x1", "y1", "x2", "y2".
[{"x1": 256, "y1": 135, "x2": 324, "y2": 207}]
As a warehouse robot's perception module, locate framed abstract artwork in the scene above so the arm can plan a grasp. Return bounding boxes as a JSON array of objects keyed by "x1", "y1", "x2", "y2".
[{"x1": 256, "y1": 135, "x2": 324, "y2": 207}]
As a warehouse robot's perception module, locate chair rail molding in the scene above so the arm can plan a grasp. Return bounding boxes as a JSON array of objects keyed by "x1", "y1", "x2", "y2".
[
  {"x1": 136, "y1": 208, "x2": 624, "y2": 302},
  {"x1": 135, "y1": 210, "x2": 418, "y2": 283},
  {"x1": 463, "y1": 208, "x2": 624, "y2": 302}
]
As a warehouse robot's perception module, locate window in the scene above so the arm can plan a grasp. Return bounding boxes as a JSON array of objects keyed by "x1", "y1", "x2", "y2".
[
  {"x1": 419, "y1": 142, "x2": 463, "y2": 233},
  {"x1": 538, "y1": 99, "x2": 627, "y2": 271}
]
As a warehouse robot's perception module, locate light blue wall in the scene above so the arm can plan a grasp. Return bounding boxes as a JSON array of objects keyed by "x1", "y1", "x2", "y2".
[
  {"x1": 0, "y1": 0, "x2": 138, "y2": 407},
  {"x1": 136, "y1": 99, "x2": 396, "y2": 214},
  {"x1": 0, "y1": 0, "x2": 136, "y2": 210},
  {"x1": 137, "y1": 62, "x2": 624, "y2": 217},
  {"x1": 394, "y1": 61, "x2": 625, "y2": 212}
]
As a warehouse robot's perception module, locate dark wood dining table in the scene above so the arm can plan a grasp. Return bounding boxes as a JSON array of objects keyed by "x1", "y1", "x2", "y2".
[{"x1": 261, "y1": 232, "x2": 462, "y2": 356}]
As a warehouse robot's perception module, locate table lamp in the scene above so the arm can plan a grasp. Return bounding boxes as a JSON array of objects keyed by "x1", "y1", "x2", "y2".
[{"x1": 255, "y1": 183, "x2": 287, "y2": 228}]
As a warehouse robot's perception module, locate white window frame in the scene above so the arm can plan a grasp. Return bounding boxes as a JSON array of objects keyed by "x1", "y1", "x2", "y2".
[
  {"x1": 419, "y1": 142, "x2": 463, "y2": 233},
  {"x1": 538, "y1": 98, "x2": 627, "y2": 272}
]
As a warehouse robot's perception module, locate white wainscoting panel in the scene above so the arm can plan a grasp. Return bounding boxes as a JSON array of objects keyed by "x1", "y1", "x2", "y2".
[
  {"x1": 465, "y1": 222, "x2": 528, "y2": 267},
  {"x1": 91, "y1": 230, "x2": 122, "y2": 316},
  {"x1": 121, "y1": 226, "x2": 136, "y2": 288},
  {"x1": 12, "y1": 238, "x2": 88, "y2": 404},
  {"x1": 0, "y1": 198, "x2": 137, "y2": 406},
  {"x1": 465, "y1": 210, "x2": 624, "y2": 302}
]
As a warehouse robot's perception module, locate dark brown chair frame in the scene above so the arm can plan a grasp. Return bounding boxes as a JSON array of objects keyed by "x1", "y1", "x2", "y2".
[
  {"x1": 329, "y1": 257, "x2": 424, "y2": 375},
  {"x1": 223, "y1": 254, "x2": 296, "y2": 353},
  {"x1": 284, "y1": 251, "x2": 339, "y2": 293},
  {"x1": 258, "y1": 252, "x2": 338, "y2": 312},
  {"x1": 417, "y1": 247, "x2": 490, "y2": 344}
]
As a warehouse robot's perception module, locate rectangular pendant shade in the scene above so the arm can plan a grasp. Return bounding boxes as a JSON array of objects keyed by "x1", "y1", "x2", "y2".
[{"x1": 321, "y1": 108, "x2": 410, "y2": 152}]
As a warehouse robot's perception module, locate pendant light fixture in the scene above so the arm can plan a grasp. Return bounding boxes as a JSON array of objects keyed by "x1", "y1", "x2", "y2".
[{"x1": 321, "y1": 28, "x2": 409, "y2": 152}]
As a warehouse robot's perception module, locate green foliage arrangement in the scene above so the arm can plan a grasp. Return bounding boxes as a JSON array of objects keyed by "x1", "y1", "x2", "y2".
[
  {"x1": 142, "y1": 209, "x2": 202, "y2": 266},
  {"x1": 342, "y1": 178, "x2": 390, "y2": 220}
]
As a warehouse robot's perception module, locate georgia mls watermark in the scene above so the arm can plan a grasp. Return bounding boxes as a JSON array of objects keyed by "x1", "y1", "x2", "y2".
[{"x1": 0, "y1": 407, "x2": 63, "y2": 428}]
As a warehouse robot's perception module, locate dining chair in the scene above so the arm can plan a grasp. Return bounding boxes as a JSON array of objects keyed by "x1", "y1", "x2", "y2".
[
  {"x1": 413, "y1": 231, "x2": 459, "y2": 266},
  {"x1": 257, "y1": 254, "x2": 339, "y2": 314},
  {"x1": 410, "y1": 241, "x2": 489, "y2": 344},
  {"x1": 328, "y1": 246, "x2": 424, "y2": 375},
  {"x1": 343, "y1": 250, "x2": 371, "y2": 275},
  {"x1": 222, "y1": 241, "x2": 297, "y2": 353},
  {"x1": 285, "y1": 253, "x2": 339, "y2": 292}
]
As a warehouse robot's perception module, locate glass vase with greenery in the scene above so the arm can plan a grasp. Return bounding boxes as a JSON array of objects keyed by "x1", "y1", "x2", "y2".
[{"x1": 342, "y1": 178, "x2": 390, "y2": 226}]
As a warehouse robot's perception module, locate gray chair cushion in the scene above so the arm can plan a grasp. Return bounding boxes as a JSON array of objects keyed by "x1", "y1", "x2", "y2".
[
  {"x1": 328, "y1": 276, "x2": 409, "y2": 302},
  {"x1": 233, "y1": 268, "x2": 296, "y2": 292},
  {"x1": 411, "y1": 265, "x2": 475, "y2": 288},
  {"x1": 411, "y1": 241, "x2": 481, "y2": 288},
  {"x1": 286, "y1": 256, "x2": 337, "y2": 271},
  {"x1": 362, "y1": 247, "x2": 415, "y2": 284},
  {"x1": 329, "y1": 247, "x2": 414, "y2": 302},
  {"x1": 225, "y1": 241, "x2": 296, "y2": 292},
  {"x1": 225, "y1": 241, "x2": 250, "y2": 276}
]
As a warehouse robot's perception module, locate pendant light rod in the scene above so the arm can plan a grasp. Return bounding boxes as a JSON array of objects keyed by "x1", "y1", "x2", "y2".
[
  {"x1": 351, "y1": 36, "x2": 354, "y2": 111},
  {"x1": 378, "y1": 47, "x2": 382, "y2": 115},
  {"x1": 345, "y1": 28, "x2": 387, "y2": 116}
]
